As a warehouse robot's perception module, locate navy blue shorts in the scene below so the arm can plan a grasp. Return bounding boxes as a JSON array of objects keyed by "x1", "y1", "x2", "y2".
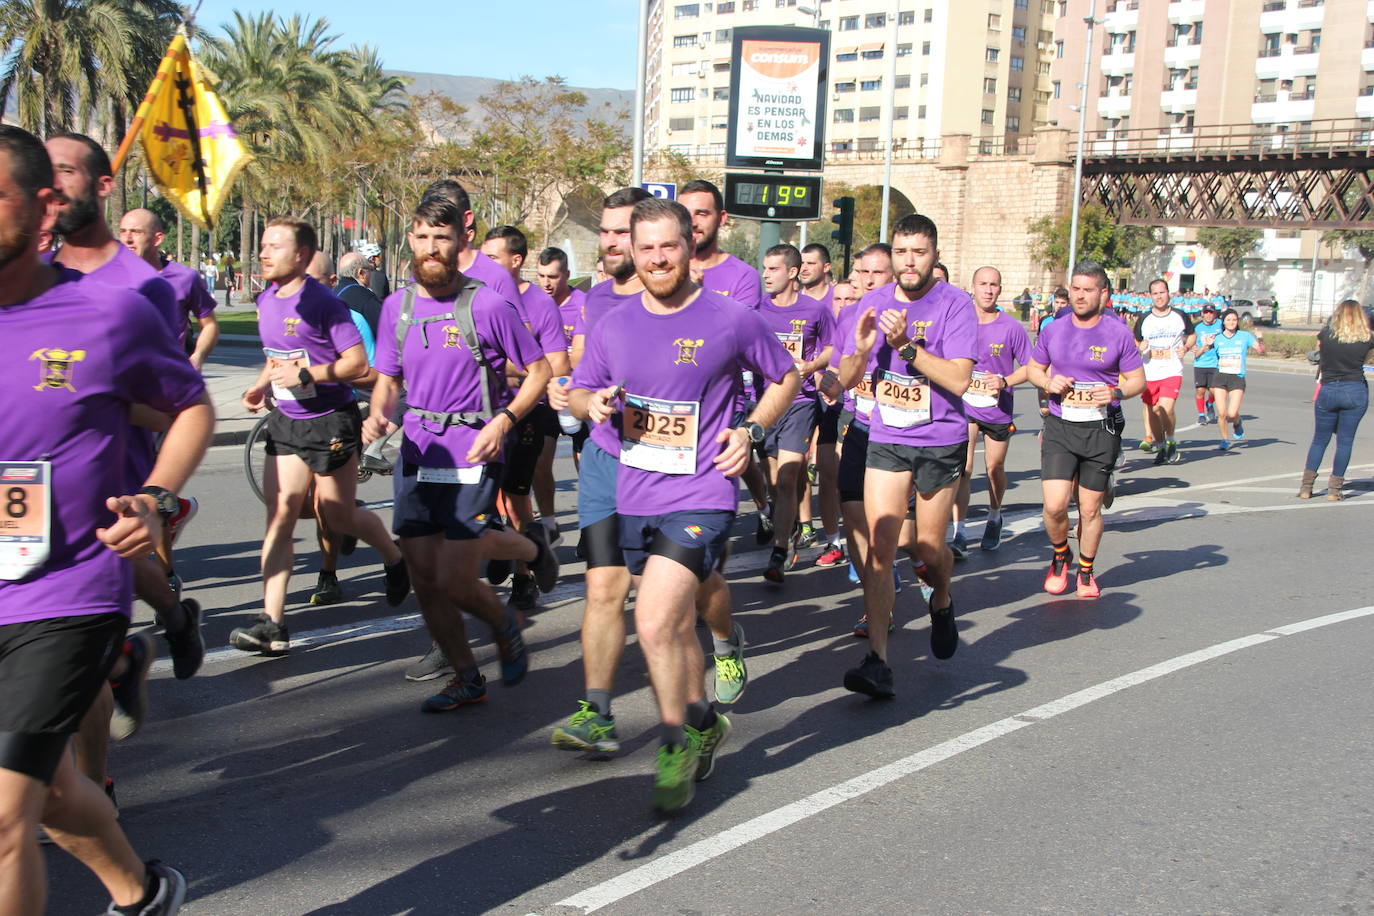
[
  {"x1": 393, "y1": 461, "x2": 501, "y2": 540},
  {"x1": 765, "y1": 397, "x2": 820, "y2": 456},
  {"x1": 838, "y1": 417, "x2": 870, "y2": 503},
  {"x1": 577, "y1": 440, "x2": 620, "y2": 530},
  {"x1": 620, "y1": 509, "x2": 734, "y2": 582}
]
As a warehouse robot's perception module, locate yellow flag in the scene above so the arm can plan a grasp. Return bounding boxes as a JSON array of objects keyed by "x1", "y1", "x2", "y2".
[{"x1": 134, "y1": 30, "x2": 253, "y2": 230}]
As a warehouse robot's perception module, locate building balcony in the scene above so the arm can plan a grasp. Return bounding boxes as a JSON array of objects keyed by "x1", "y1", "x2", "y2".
[
  {"x1": 1363, "y1": 44, "x2": 1374, "y2": 70},
  {"x1": 1251, "y1": 95, "x2": 1315, "y2": 122},
  {"x1": 1163, "y1": 40, "x2": 1203, "y2": 66},
  {"x1": 1253, "y1": 44, "x2": 1320, "y2": 80},
  {"x1": 1167, "y1": 0, "x2": 1206, "y2": 23},
  {"x1": 1096, "y1": 92, "x2": 1133, "y2": 118},
  {"x1": 1103, "y1": 3, "x2": 1139, "y2": 30},
  {"x1": 1260, "y1": 4, "x2": 1326, "y2": 31},
  {"x1": 1160, "y1": 86, "x2": 1198, "y2": 113},
  {"x1": 1101, "y1": 50, "x2": 1135, "y2": 76},
  {"x1": 1357, "y1": 93, "x2": 1374, "y2": 118}
]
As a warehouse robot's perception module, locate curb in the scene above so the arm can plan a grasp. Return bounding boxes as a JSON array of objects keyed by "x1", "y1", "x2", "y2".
[{"x1": 211, "y1": 426, "x2": 253, "y2": 448}]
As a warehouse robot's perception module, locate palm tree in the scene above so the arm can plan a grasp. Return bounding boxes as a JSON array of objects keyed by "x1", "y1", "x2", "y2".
[{"x1": 0, "y1": 0, "x2": 137, "y2": 135}]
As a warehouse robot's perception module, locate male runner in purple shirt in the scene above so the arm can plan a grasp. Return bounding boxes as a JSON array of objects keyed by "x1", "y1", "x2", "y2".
[
  {"x1": 680, "y1": 179, "x2": 762, "y2": 309},
  {"x1": 756, "y1": 244, "x2": 834, "y2": 583},
  {"x1": 570, "y1": 197, "x2": 798, "y2": 812},
  {"x1": 795, "y1": 242, "x2": 835, "y2": 556},
  {"x1": 535, "y1": 246, "x2": 587, "y2": 349},
  {"x1": 813, "y1": 276, "x2": 857, "y2": 570},
  {"x1": 0, "y1": 124, "x2": 213, "y2": 916},
  {"x1": 1028, "y1": 260, "x2": 1145, "y2": 598},
  {"x1": 479, "y1": 226, "x2": 571, "y2": 610},
  {"x1": 234, "y1": 218, "x2": 409, "y2": 656},
  {"x1": 954, "y1": 266, "x2": 1030, "y2": 554},
  {"x1": 117, "y1": 208, "x2": 219, "y2": 368},
  {"x1": 366, "y1": 197, "x2": 554, "y2": 712},
  {"x1": 837, "y1": 215, "x2": 976, "y2": 697}
]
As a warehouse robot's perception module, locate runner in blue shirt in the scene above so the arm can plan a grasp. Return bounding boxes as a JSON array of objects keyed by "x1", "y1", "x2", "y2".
[{"x1": 1205, "y1": 308, "x2": 1264, "y2": 450}]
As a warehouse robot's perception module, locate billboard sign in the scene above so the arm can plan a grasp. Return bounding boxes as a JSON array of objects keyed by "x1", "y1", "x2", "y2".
[{"x1": 727, "y1": 26, "x2": 829, "y2": 172}]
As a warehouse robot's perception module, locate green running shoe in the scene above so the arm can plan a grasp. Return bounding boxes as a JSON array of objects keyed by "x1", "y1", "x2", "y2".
[
  {"x1": 712, "y1": 623, "x2": 748, "y2": 704},
  {"x1": 551, "y1": 700, "x2": 620, "y2": 753},
  {"x1": 688, "y1": 711, "x2": 732, "y2": 782},
  {"x1": 651, "y1": 742, "x2": 699, "y2": 813}
]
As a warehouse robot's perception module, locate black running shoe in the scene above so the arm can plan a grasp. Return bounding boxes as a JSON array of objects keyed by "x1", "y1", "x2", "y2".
[
  {"x1": 229, "y1": 614, "x2": 290, "y2": 656},
  {"x1": 843, "y1": 650, "x2": 895, "y2": 698},
  {"x1": 525, "y1": 525, "x2": 560, "y2": 594},
  {"x1": 404, "y1": 642, "x2": 453, "y2": 682},
  {"x1": 754, "y1": 509, "x2": 774, "y2": 546},
  {"x1": 494, "y1": 612, "x2": 529, "y2": 685},
  {"x1": 110, "y1": 633, "x2": 155, "y2": 740},
  {"x1": 309, "y1": 571, "x2": 343, "y2": 606},
  {"x1": 384, "y1": 557, "x2": 410, "y2": 606},
  {"x1": 763, "y1": 547, "x2": 786, "y2": 584},
  {"x1": 486, "y1": 556, "x2": 513, "y2": 586},
  {"x1": 1152, "y1": 449, "x2": 1168, "y2": 466},
  {"x1": 164, "y1": 599, "x2": 205, "y2": 681},
  {"x1": 929, "y1": 604, "x2": 958, "y2": 660},
  {"x1": 510, "y1": 573, "x2": 538, "y2": 611}
]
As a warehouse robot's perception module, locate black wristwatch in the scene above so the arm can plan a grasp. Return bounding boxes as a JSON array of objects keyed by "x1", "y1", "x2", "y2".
[
  {"x1": 498, "y1": 407, "x2": 519, "y2": 426},
  {"x1": 742, "y1": 421, "x2": 765, "y2": 444},
  {"x1": 898, "y1": 342, "x2": 919, "y2": 363},
  {"x1": 137, "y1": 485, "x2": 178, "y2": 518},
  {"x1": 296, "y1": 367, "x2": 312, "y2": 388},
  {"x1": 1110, "y1": 386, "x2": 1125, "y2": 400}
]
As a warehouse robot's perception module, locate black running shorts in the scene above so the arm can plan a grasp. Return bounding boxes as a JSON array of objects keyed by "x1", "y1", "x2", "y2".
[
  {"x1": 501, "y1": 411, "x2": 545, "y2": 496},
  {"x1": 0, "y1": 613, "x2": 127, "y2": 784},
  {"x1": 265, "y1": 402, "x2": 362, "y2": 474},
  {"x1": 1040, "y1": 412, "x2": 1123, "y2": 492},
  {"x1": 865, "y1": 440, "x2": 967, "y2": 495}
]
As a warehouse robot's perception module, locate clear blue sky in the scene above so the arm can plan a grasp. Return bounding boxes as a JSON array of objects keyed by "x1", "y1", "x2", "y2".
[{"x1": 187, "y1": 0, "x2": 640, "y2": 89}]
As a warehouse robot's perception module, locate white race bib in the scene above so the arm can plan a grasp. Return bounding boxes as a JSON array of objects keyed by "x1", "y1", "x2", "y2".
[
  {"x1": 0, "y1": 461, "x2": 50, "y2": 581},
  {"x1": 620, "y1": 394, "x2": 700, "y2": 475},
  {"x1": 1218, "y1": 353, "x2": 1242, "y2": 375},
  {"x1": 875, "y1": 371, "x2": 932, "y2": 428},
  {"x1": 264, "y1": 347, "x2": 316, "y2": 402},
  {"x1": 962, "y1": 370, "x2": 998, "y2": 409},
  {"x1": 853, "y1": 374, "x2": 876, "y2": 417},
  {"x1": 775, "y1": 331, "x2": 804, "y2": 367},
  {"x1": 416, "y1": 465, "x2": 485, "y2": 485},
  {"x1": 1061, "y1": 381, "x2": 1107, "y2": 422}
]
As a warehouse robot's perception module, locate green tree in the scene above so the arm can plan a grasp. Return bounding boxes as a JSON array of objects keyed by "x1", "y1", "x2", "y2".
[
  {"x1": 1028, "y1": 206, "x2": 1159, "y2": 275},
  {"x1": 0, "y1": 0, "x2": 136, "y2": 134},
  {"x1": 1324, "y1": 229, "x2": 1374, "y2": 305},
  {"x1": 797, "y1": 182, "x2": 907, "y2": 262},
  {"x1": 1196, "y1": 227, "x2": 1261, "y2": 269}
]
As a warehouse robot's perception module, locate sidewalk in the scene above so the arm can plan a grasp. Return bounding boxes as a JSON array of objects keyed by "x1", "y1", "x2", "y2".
[{"x1": 201, "y1": 343, "x2": 264, "y2": 447}]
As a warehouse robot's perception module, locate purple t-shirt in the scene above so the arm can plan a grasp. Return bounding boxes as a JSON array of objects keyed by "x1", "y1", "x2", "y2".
[
  {"x1": 256, "y1": 276, "x2": 364, "y2": 420},
  {"x1": 841, "y1": 280, "x2": 979, "y2": 447},
  {"x1": 0, "y1": 269, "x2": 205, "y2": 624},
  {"x1": 69, "y1": 245, "x2": 179, "y2": 341},
  {"x1": 802, "y1": 284, "x2": 834, "y2": 315},
  {"x1": 463, "y1": 250, "x2": 520, "y2": 306},
  {"x1": 701, "y1": 254, "x2": 762, "y2": 309},
  {"x1": 757, "y1": 293, "x2": 835, "y2": 400},
  {"x1": 580, "y1": 279, "x2": 644, "y2": 457},
  {"x1": 159, "y1": 257, "x2": 216, "y2": 347},
  {"x1": 558, "y1": 287, "x2": 587, "y2": 349},
  {"x1": 374, "y1": 287, "x2": 543, "y2": 469},
  {"x1": 516, "y1": 282, "x2": 567, "y2": 356},
  {"x1": 964, "y1": 311, "x2": 1032, "y2": 425},
  {"x1": 1031, "y1": 312, "x2": 1144, "y2": 420},
  {"x1": 828, "y1": 302, "x2": 868, "y2": 420},
  {"x1": 572, "y1": 289, "x2": 794, "y2": 515}
]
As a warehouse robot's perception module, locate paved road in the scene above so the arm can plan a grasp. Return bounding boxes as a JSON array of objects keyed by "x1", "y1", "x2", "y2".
[{"x1": 50, "y1": 366, "x2": 1374, "y2": 915}]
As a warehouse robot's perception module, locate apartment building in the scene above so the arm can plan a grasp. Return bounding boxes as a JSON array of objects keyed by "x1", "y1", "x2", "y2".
[
  {"x1": 1049, "y1": 0, "x2": 1371, "y2": 309},
  {"x1": 645, "y1": 0, "x2": 1061, "y2": 158}
]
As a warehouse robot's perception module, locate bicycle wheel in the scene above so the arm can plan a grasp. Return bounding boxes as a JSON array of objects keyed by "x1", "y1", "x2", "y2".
[
  {"x1": 355, "y1": 399, "x2": 399, "y2": 511},
  {"x1": 243, "y1": 411, "x2": 274, "y2": 505}
]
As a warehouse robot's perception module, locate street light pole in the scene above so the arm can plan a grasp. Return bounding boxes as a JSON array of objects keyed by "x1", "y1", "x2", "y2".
[
  {"x1": 632, "y1": 0, "x2": 648, "y2": 187},
  {"x1": 1066, "y1": 0, "x2": 1098, "y2": 280},
  {"x1": 879, "y1": 0, "x2": 900, "y2": 242}
]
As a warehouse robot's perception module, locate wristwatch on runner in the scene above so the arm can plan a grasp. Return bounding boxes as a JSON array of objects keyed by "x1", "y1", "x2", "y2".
[
  {"x1": 296, "y1": 367, "x2": 312, "y2": 388},
  {"x1": 742, "y1": 421, "x2": 765, "y2": 444},
  {"x1": 137, "y1": 485, "x2": 179, "y2": 519},
  {"x1": 898, "y1": 342, "x2": 919, "y2": 363}
]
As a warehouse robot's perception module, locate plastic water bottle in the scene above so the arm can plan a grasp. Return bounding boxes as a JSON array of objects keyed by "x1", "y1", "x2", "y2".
[{"x1": 556, "y1": 377, "x2": 581, "y2": 433}]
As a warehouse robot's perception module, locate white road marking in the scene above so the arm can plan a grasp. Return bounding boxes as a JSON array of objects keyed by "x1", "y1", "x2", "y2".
[{"x1": 547, "y1": 604, "x2": 1374, "y2": 914}]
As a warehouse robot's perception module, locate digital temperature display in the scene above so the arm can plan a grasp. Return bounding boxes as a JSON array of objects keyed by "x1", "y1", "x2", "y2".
[{"x1": 724, "y1": 173, "x2": 823, "y2": 221}]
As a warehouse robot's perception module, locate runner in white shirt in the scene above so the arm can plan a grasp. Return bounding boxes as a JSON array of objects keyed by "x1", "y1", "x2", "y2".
[{"x1": 1132, "y1": 279, "x2": 1195, "y2": 466}]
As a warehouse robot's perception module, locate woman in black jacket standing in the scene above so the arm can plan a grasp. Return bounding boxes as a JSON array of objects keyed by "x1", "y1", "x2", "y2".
[{"x1": 1299, "y1": 300, "x2": 1374, "y2": 499}]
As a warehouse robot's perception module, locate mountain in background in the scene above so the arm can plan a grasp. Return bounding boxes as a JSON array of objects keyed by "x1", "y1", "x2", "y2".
[{"x1": 390, "y1": 70, "x2": 633, "y2": 139}]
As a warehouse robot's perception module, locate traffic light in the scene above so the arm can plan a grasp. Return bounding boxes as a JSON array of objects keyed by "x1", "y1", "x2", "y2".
[{"x1": 831, "y1": 196, "x2": 855, "y2": 276}]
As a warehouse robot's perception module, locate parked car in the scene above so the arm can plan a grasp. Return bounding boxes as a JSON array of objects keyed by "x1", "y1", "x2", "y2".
[{"x1": 1229, "y1": 297, "x2": 1280, "y2": 328}]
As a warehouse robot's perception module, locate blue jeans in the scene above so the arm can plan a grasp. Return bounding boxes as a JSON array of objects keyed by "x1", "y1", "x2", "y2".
[{"x1": 1305, "y1": 381, "x2": 1369, "y2": 477}]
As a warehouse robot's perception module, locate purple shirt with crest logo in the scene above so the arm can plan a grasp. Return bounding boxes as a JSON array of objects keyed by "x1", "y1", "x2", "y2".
[
  {"x1": 1031, "y1": 313, "x2": 1143, "y2": 419},
  {"x1": 0, "y1": 269, "x2": 205, "y2": 624},
  {"x1": 159, "y1": 257, "x2": 217, "y2": 347},
  {"x1": 257, "y1": 276, "x2": 363, "y2": 419},
  {"x1": 701, "y1": 254, "x2": 762, "y2": 309},
  {"x1": 579, "y1": 280, "x2": 643, "y2": 458},
  {"x1": 572, "y1": 289, "x2": 794, "y2": 515},
  {"x1": 966, "y1": 311, "x2": 1032, "y2": 425}
]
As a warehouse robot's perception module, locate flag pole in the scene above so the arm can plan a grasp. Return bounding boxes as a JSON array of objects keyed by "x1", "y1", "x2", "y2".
[{"x1": 111, "y1": 30, "x2": 188, "y2": 176}]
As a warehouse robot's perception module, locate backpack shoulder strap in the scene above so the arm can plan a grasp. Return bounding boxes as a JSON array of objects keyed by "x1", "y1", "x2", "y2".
[
  {"x1": 452, "y1": 276, "x2": 493, "y2": 419},
  {"x1": 395, "y1": 286, "x2": 417, "y2": 371}
]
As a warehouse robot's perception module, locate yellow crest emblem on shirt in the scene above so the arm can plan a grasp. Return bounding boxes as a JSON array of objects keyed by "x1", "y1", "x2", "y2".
[
  {"x1": 989, "y1": 343, "x2": 1005, "y2": 357},
  {"x1": 674, "y1": 338, "x2": 705, "y2": 366},
  {"x1": 1088, "y1": 345, "x2": 1108, "y2": 362},
  {"x1": 443, "y1": 325, "x2": 463, "y2": 349},
  {"x1": 910, "y1": 319, "x2": 933, "y2": 341},
  {"x1": 790, "y1": 318, "x2": 808, "y2": 334},
  {"x1": 283, "y1": 317, "x2": 301, "y2": 336},
  {"x1": 30, "y1": 348, "x2": 86, "y2": 392}
]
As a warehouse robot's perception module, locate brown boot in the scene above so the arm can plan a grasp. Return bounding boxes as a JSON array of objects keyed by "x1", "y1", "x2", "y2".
[
  {"x1": 1298, "y1": 469, "x2": 1317, "y2": 499},
  {"x1": 1327, "y1": 475, "x2": 1344, "y2": 501}
]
